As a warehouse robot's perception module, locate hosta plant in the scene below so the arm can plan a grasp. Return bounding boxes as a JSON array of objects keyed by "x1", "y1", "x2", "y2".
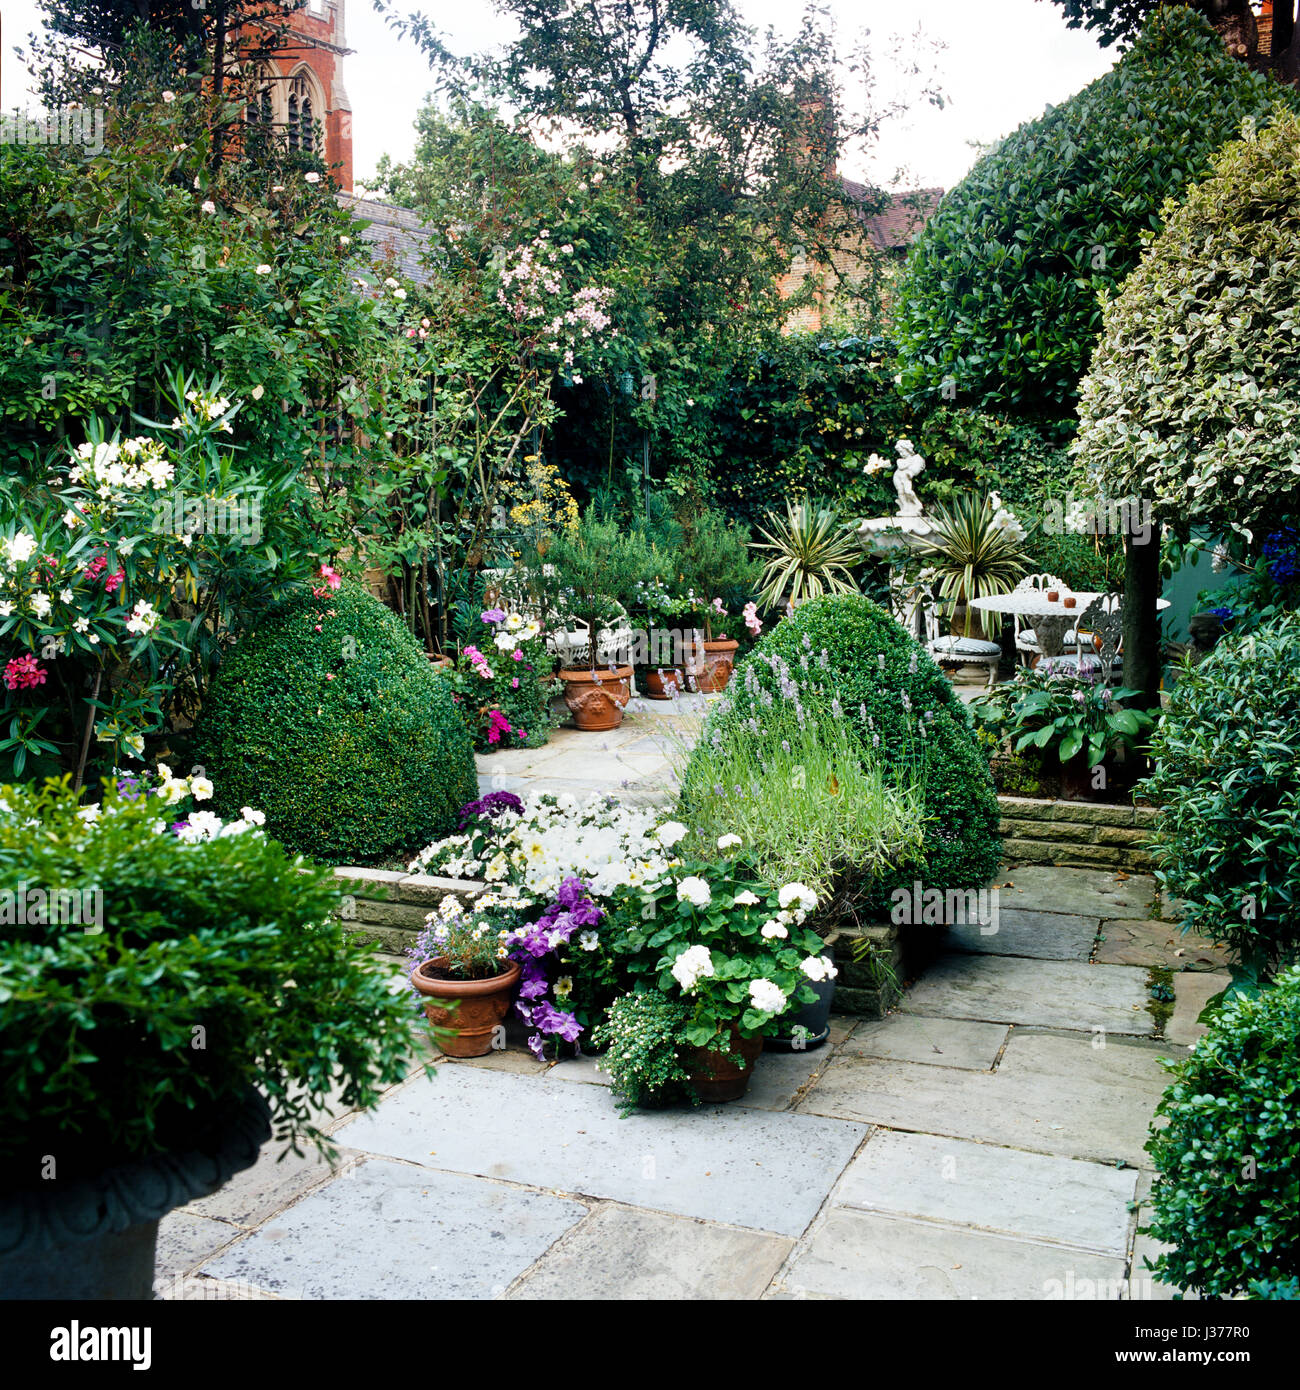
[
  {"x1": 970, "y1": 668, "x2": 1157, "y2": 768},
  {"x1": 752, "y1": 497, "x2": 861, "y2": 611}
]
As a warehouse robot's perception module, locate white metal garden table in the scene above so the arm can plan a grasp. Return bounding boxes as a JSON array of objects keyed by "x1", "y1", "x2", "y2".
[{"x1": 969, "y1": 591, "x2": 1170, "y2": 658}]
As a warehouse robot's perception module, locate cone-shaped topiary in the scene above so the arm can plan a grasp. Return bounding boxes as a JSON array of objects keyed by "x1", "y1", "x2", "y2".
[
  {"x1": 685, "y1": 592, "x2": 1001, "y2": 909},
  {"x1": 893, "y1": 5, "x2": 1298, "y2": 418},
  {"x1": 194, "y1": 578, "x2": 478, "y2": 864}
]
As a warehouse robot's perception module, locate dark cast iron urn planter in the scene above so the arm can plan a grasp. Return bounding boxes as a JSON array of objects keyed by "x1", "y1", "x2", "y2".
[
  {"x1": 0, "y1": 1088, "x2": 271, "y2": 1300},
  {"x1": 765, "y1": 975, "x2": 836, "y2": 1053}
]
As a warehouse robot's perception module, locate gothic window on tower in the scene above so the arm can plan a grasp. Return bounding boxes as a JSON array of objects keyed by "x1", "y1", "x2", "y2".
[
  {"x1": 287, "y1": 71, "x2": 320, "y2": 155},
  {"x1": 242, "y1": 62, "x2": 274, "y2": 131}
]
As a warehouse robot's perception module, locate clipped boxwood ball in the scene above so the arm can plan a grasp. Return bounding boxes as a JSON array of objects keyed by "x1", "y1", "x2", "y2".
[
  {"x1": 194, "y1": 579, "x2": 478, "y2": 864},
  {"x1": 692, "y1": 592, "x2": 1001, "y2": 906}
]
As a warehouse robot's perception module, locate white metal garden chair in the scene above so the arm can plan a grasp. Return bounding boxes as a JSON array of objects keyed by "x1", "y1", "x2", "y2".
[
  {"x1": 1038, "y1": 593, "x2": 1122, "y2": 683},
  {"x1": 922, "y1": 594, "x2": 1001, "y2": 689}
]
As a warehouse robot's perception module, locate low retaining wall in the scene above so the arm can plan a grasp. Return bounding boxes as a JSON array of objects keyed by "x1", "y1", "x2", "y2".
[
  {"x1": 997, "y1": 795, "x2": 1157, "y2": 872},
  {"x1": 333, "y1": 867, "x2": 486, "y2": 955}
]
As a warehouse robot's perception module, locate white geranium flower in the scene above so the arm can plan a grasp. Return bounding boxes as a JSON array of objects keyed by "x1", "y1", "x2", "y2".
[
  {"x1": 800, "y1": 956, "x2": 828, "y2": 982},
  {"x1": 748, "y1": 978, "x2": 787, "y2": 1014},
  {"x1": 760, "y1": 919, "x2": 788, "y2": 940},
  {"x1": 717, "y1": 833, "x2": 742, "y2": 851},
  {"x1": 676, "y1": 876, "x2": 712, "y2": 909},
  {"x1": 733, "y1": 889, "x2": 760, "y2": 906},
  {"x1": 656, "y1": 821, "x2": 687, "y2": 848},
  {"x1": 778, "y1": 882, "x2": 818, "y2": 914},
  {"x1": 670, "y1": 944, "x2": 715, "y2": 992}
]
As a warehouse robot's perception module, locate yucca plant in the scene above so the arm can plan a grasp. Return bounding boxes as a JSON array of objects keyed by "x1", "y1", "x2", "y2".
[
  {"x1": 914, "y1": 492, "x2": 1028, "y2": 637},
  {"x1": 753, "y1": 498, "x2": 861, "y2": 611}
]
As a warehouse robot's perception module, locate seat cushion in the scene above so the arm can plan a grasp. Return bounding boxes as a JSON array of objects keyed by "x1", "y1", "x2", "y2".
[{"x1": 930, "y1": 637, "x2": 1001, "y2": 657}]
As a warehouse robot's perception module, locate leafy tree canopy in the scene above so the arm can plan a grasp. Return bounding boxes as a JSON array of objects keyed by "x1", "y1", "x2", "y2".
[
  {"x1": 1073, "y1": 105, "x2": 1300, "y2": 538},
  {"x1": 893, "y1": 5, "x2": 1297, "y2": 418}
]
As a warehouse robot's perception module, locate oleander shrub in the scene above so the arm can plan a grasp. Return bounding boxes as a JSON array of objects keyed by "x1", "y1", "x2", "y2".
[
  {"x1": 1142, "y1": 614, "x2": 1300, "y2": 978},
  {"x1": 687, "y1": 592, "x2": 1001, "y2": 909},
  {"x1": 1142, "y1": 965, "x2": 1300, "y2": 1298},
  {"x1": 194, "y1": 578, "x2": 478, "y2": 864},
  {"x1": 894, "y1": 6, "x2": 1298, "y2": 417}
]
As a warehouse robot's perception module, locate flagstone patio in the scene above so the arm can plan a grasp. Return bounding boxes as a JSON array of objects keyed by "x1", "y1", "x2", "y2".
[{"x1": 157, "y1": 853, "x2": 1227, "y2": 1301}]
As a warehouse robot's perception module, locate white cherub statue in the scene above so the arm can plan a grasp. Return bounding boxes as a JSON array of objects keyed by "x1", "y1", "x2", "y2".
[{"x1": 865, "y1": 439, "x2": 926, "y2": 517}]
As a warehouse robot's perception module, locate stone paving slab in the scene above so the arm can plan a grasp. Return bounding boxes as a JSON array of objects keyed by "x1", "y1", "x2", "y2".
[
  {"x1": 156, "y1": 1211, "x2": 245, "y2": 1281},
  {"x1": 1093, "y1": 918, "x2": 1230, "y2": 971},
  {"x1": 774, "y1": 1208, "x2": 1128, "y2": 1301},
  {"x1": 183, "y1": 1141, "x2": 356, "y2": 1226},
  {"x1": 945, "y1": 909, "x2": 1100, "y2": 961},
  {"x1": 201, "y1": 1159, "x2": 588, "y2": 1300},
  {"x1": 993, "y1": 866, "x2": 1155, "y2": 919},
  {"x1": 842, "y1": 1015, "x2": 1008, "y2": 1071},
  {"x1": 799, "y1": 1031, "x2": 1174, "y2": 1167},
  {"x1": 508, "y1": 1203, "x2": 792, "y2": 1300},
  {"x1": 836, "y1": 1130, "x2": 1137, "y2": 1254},
  {"x1": 901, "y1": 955, "x2": 1155, "y2": 1034},
  {"x1": 1166, "y1": 971, "x2": 1231, "y2": 1046},
  {"x1": 334, "y1": 1065, "x2": 867, "y2": 1237}
]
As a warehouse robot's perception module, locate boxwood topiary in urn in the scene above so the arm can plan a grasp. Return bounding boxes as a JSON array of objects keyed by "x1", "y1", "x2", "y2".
[
  {"x1": 193, "y1": 576, "x2": 478, "y2": 864},
  {"x1": 0, "y1": 779, "x2": 419, "y2": 1299},
  {"x1": 688, "y1": 592, "x2": 1001, "y2": 912}
]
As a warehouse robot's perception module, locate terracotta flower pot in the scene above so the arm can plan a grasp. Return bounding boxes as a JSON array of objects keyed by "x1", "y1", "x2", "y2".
[
  {"x1": 426, "y1": 653, "x2": 454, "y2": 671},
  {"x1": 410, "y1": 957, "x2": 521, "y2": 1058},
  {"x1": 639, "y1": 667, "x2": 685, "y2": 700},
  {"x1": 557, "y1": 666, "x2": 633, "y2": 731},
  {"x1": 685, "y1": 1027, "x2": 763, "y2": 1103},
  {"x1": 694, "y1": 639, "x2": 739, "y2": 694}
]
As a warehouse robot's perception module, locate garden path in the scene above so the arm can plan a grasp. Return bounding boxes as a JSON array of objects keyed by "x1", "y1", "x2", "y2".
[{"x1": 157, "y1": 857, "x2": 1228, "y2": 1301}]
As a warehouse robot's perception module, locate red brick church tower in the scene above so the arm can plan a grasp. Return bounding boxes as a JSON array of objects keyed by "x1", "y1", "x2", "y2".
[{"x1": 242, "y1": 1, "x2": 354, "y2": 191}]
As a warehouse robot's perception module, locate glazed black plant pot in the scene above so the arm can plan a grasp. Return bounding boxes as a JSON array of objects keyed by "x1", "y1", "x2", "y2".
[
  {"x1": 0, "y1": 1088, "x2": 271, "y2": 1301},
  {"x1": 765, "y1": 977, "x2": 836, "y2": 1053}
]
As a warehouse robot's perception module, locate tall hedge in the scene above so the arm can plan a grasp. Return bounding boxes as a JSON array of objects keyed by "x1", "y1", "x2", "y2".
[
  {"x1": 1074, "y1": 105, "x2": 1300, "y2": 537},
  {"x1": 893, "y1": 6, "x2": 1297, "y2": 418},
  {"x1": 194, "y1": 579, "x2": 478, "y2": 864},
  {"x1": 687, "y1": 593, "x2": 1002, "y2": 906}
]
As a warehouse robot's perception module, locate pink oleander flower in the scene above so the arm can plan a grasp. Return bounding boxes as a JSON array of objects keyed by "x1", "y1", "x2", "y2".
[
  {"x1": 103, "y1": 568, "x2": 126, "y2": 594},
  {"x1": 319, "y1": 564, "x2": 342, "y2": 591},
  {"x1": 4, "y1": 653, "x2": 47, "y2": 690}
]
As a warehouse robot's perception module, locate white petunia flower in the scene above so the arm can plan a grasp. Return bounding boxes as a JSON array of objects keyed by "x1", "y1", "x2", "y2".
[
  {"x1": 656, "y1": 821, "x2": 688, "y2": 848},
  {"x1": 188, "y1": 776, "x2": 214, "y2": 801}
]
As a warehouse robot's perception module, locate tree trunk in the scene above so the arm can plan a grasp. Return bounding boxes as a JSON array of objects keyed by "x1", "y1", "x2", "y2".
[{"x1": 1122, "y1": 531, "x2": 1162, "y2": 707}]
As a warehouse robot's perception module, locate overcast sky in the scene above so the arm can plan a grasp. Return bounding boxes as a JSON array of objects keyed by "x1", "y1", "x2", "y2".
[{"x1": 1, "y1": 0, "x2": 1114, "y2": 191}]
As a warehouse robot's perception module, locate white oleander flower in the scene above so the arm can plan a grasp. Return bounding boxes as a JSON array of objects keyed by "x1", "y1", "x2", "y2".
[
  {"x1": 7, "y1": 533, "x2": 40, "y2": 564},
  {"x1": 30, "y1": 591, "x2": 52, "y2": 619},
  {"x1": 676, "y1": 876, "x2": 712, "y2": 909},
  {"x1": 748, "y1": 978, "x2": 787, "y2": 1014}
]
